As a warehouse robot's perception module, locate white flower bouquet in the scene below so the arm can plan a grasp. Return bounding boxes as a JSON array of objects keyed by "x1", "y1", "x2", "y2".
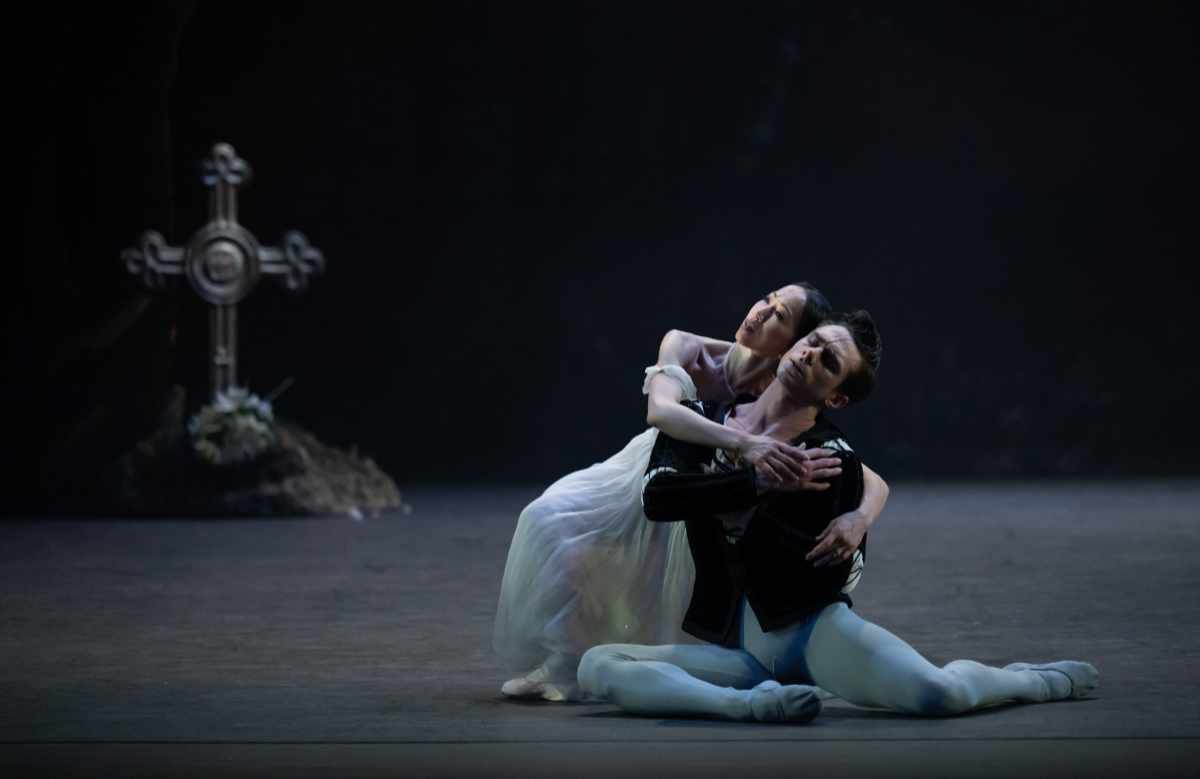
[{"x1": 187, "y1": 387, "x2": 277, "y2": 466}]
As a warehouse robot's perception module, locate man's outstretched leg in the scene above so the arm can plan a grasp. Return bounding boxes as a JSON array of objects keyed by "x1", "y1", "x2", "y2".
[
  {"x1": 802, "y1": 603, "x2": 1099, "y2": 715},
  {"x1": 577, "y1": 642, "x2": 822, "y2": 723}
]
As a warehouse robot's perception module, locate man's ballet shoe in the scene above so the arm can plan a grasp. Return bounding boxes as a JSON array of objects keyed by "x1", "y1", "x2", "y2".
[
  {"x1": 746, "y1": 680, "x2": 822, "y2": 723},
  {"x1": 1004, "y1": 661, "x2": 1100, "y2": 700}
]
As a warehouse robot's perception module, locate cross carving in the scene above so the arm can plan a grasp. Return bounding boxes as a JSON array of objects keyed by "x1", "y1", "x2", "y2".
[{"x1": 122, "y1": 143, "x2": 325, "y2": 400}]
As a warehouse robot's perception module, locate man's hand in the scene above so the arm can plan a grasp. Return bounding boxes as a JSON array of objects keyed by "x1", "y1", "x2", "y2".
[
  {"x1": 806, "y1": 510, "x2": 866, "y2": 567},
  {"x1": 749, "y1": 438, "x2": 841, "y2": 493}
]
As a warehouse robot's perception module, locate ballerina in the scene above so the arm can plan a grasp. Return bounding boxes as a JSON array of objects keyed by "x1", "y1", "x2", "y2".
[{"x1": 494, "y1": 283, "x2": 891, "y2": 701}]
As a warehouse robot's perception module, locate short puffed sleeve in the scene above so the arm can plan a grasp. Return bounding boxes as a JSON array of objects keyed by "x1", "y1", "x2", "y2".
[{"x1": 643, "y1": 364, "x2": 699, "y2": 401}]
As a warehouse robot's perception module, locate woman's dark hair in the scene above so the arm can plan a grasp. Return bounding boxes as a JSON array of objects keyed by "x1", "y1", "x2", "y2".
[
  {"x1": 790, "y1": 281, "x2": 833, "y2": 345},
  {"x1": 822, "y1": 309, "x2": 882, "y2": 404}
]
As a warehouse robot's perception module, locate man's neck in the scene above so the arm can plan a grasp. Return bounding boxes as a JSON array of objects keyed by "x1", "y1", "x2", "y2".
[{"x1": 730, "y1": 380, "x2": 821, "y2": 442}]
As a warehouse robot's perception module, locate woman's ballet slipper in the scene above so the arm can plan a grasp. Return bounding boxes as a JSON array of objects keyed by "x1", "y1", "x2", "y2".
[
  {"x1": 501, "y1": 663, "x2": 583, "y2": 702},
  {"x1": 501, "y1": 674, "x2": 548, "y2": 699}
]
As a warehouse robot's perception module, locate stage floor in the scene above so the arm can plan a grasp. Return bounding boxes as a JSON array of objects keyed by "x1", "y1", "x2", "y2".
[{"x1": 2, "y1": 483, "x2": 1198, "y2": 777}]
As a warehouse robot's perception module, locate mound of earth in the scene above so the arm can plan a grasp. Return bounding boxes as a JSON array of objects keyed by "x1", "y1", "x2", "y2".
[{"x1": 112, "y1": 386, "x2": 404, "y2": 517}]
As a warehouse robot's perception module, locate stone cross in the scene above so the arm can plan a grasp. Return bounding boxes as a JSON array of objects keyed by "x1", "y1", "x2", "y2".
[{"x1": 122, "y1": 143, "x2": 325, "y2": 401}]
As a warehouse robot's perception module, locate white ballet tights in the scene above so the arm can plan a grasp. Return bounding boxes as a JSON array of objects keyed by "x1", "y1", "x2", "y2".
[{"x1": 579, "y1": 601, "x2": 1066, "y2": 719}]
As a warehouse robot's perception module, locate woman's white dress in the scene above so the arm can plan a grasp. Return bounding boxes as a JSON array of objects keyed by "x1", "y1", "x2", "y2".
[{"x1": 492, "y1": 366, "x2": 700, "y2": 680}]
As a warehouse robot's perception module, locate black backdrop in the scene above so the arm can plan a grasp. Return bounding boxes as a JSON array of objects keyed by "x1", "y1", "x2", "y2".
[{"x1": 16, "y1": 2, "x2": 1199, "y2": 494}]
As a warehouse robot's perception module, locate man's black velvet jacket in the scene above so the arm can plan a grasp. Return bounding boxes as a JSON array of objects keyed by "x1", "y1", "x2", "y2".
[{"x1": 641, "y1": 400, "x2": 865, "y2": 648}]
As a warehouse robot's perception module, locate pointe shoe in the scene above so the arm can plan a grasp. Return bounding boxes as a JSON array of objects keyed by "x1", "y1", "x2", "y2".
[
  {"x1": 1004, "y1": 661, "x2": 1100, "y2": 700},
  {"x1": 501, "y1": 672, "x2": 549, "y2": 699},
  {"x1": 539, "y1": 681, "x2": 581, "y2": 702},
  {"x1": 501, "y1": 666, "x2": 582, "y2": 702},
  {"x1": 746, "y1": 680, "x2": 822, "y2": 723}
]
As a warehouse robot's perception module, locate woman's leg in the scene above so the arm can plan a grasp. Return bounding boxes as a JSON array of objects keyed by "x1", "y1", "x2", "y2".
[
  {"x1": 577, "y1": 642, "x2": 820, "y2": 722},
  {"x1": 497, "y1": 429, "x2": 687, "y2": 702},
  {"x1": 803, "y1": 603, "x2": 1098, "y2": 715}
]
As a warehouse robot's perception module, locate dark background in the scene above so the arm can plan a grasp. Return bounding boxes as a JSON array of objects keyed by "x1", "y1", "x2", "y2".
[{"x1": 13, "y1": 2, "x2": 1198, "y2": 506}]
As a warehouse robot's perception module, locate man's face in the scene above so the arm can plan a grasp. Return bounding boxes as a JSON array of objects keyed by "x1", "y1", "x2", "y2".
[{"x1": 775, "y1": 324, "x2": 862, "y2": 408}]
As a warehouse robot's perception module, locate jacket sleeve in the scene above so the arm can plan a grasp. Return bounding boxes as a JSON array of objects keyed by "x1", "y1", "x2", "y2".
[
  {"x1": 641, "y1": 429, "x2": 760, "y2": 521},
  {"x1": 821, "y1": 450, "x2": 865, "y2": 524}
]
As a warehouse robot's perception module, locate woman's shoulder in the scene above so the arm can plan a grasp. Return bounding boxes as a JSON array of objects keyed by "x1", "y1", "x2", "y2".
[
  {"x1": 692, "y1": 335, "x2": 743, "y2": 401},
  {"x1": 655, "y1": 330, "x2": 740, "y2": 402},
  {"x1": 659, "y1": 330, "x2": 736, "y2": 363}
]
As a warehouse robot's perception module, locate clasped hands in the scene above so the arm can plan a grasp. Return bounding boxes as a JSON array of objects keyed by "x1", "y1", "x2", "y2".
[
  {"x1": 742, "y1": 434, "x2": 864, "y2": 567},
  {"x1": 742, "y1": 435, "x2": 842, "y2": 493}
]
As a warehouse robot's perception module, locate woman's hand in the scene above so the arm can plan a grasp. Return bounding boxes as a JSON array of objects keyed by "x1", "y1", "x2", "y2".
[
  {"x1": 744, "y1": 438, "x2": 841, "y2": 492},
  {"x1": 805, "y1": 510, "x2": 867, "y2": 567}
]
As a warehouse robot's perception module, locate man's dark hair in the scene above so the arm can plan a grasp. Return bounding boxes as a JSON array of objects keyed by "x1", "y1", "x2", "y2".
[
  {"x1": 823, "y1": 309, "x2": 881, "y2": 404},
  {"x1": 790, "y1": 281, "x2": 833, "y2": 345}
]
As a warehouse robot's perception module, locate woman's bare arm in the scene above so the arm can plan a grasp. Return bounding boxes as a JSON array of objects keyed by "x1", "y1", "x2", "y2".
[
  {"x1": 647, "y1": 330, "x2": 814, "y2": 484},
  {"x1": 652, "y1": 329, "x2": 740, "y2": 401},
  {"x1": 857, "y1": 464, "x2": 890, "y2": 530},
  {"x1": 646, "y1": 371, "x2": 749, "y2": 452}
]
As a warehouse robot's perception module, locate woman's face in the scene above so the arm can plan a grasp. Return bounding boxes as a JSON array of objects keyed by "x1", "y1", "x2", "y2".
[{"x1": 735, "y1": 284, "x2": 808, "y2": 356}]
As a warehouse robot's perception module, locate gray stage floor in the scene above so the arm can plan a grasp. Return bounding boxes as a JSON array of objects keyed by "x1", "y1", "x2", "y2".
[{"x1": 2, "y1": 483, "x2": 1198, "y2": 777}]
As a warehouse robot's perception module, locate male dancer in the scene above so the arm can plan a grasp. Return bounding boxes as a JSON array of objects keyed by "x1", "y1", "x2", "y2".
[{"x1": 578, "y1": 311, "x2": 1098, "y2": 722}]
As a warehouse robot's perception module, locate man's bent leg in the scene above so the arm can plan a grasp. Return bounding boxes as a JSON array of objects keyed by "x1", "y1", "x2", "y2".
[
  {"x1": 578, "y1": 643, "x2": 764, "y2": 719},
  {"x1": 805, "y1": 604, "x2": 1098, "y2": 715},
  {"x1": 578, "y1": 643, "x2": 820, "y2": 722}
]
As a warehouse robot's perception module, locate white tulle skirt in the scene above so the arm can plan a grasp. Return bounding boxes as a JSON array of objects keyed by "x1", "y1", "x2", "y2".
[{"x1": 493, "y1": 428, "x2": 697, "y2": 677}]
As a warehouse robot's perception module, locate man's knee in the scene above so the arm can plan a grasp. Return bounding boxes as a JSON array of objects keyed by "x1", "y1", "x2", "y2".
[
  {"x1": 578, "y1": 644, "x2": 626, "y2": 698},
  {"x1": 908, "y1": 669, "x2": 974, "y2": 716}
]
